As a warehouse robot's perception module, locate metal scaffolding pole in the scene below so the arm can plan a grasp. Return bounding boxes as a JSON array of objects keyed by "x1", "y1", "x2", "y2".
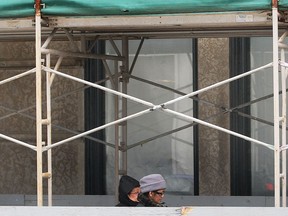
[
  {"x1": 35, "y1": 0, "x2": 43, "y2": 207},
  {"x1": 279, "y1": 29, "x2": 288, "y2": 207},
  {"x1": 120, "y1": 37, "x2": 129, "y2": 175},
  {"x1": 45, "y1": 53, "x2": 53, "y2": 206},
  {"x1": 114, "y1": 60, "x2": 120, "y2": 203},
  {"x1": 272, "y1": 1, "x2": 280, "y2": 207},
  {"x1": 280, "y1": 42, "x2": 287, "y2": 207}
]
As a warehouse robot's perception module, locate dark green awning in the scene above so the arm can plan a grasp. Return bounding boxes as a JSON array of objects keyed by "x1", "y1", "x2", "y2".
[{"x1": 0, "y1": 0, "x2": 288, "y2": 18}]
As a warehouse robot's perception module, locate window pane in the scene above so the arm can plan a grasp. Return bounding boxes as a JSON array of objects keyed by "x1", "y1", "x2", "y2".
[
  {"x1": 250, "y1": 37, "x2": 277, "y2": 196},
  {"x1": 106, "y1": 39, "x2": 194, "y2": 195}
]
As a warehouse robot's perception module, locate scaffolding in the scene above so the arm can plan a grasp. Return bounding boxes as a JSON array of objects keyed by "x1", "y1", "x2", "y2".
[{"x1": 0, "y1": 0, "x2": 287, "y2": 207}]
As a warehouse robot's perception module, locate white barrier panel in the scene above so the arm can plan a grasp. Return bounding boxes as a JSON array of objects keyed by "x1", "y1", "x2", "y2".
[{"x1": 1, "y1": 206, "x2": 288, "y2": 216}]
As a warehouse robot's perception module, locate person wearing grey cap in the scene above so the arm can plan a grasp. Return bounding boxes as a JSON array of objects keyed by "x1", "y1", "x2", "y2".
[{"x1": 137, "y1": 174, "x2": 167, "y2": 207}]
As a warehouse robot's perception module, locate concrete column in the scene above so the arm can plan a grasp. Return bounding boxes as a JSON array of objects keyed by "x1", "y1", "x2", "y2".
[{"x1": 198, "y1": 38, "x2": 230, "y2": 195}]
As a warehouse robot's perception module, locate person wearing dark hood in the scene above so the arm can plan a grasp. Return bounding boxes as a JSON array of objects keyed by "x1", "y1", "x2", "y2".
[{"x1": 116, "y1": 175, "x2": 141, "y2": 206}]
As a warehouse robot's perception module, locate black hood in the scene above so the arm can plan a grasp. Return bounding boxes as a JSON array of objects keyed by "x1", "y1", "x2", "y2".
[{"x1": 117, "y1": 175, "x2": 140, "y2": 206}]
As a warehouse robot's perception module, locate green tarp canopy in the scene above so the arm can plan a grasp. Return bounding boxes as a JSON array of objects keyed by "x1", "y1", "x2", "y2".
[{"x1": 1, "y1": 0, "x2": 288, "y2": 18}]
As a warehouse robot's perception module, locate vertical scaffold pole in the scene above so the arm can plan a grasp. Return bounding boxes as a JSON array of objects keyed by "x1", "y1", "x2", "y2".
[
  {"x1": 272, "y1": 0, "x2": 280, "y2": 207},
  {"x1": 35, "y1": 0, "x2": 43, "y2": 206},
  {"x1": 121, "y1": 37, "x2": 129, "y2": 175},
  {"x1": 114, "y1": 60, "x2": 120, "y2": 203},
  {"x1": 46, "y1": 53, "x2": 53, "y2": 206},
  {"x1": 280, "y1": 45, "x2": 287, "y2": 207}
]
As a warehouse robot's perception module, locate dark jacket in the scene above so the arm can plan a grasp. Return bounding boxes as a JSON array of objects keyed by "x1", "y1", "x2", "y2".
[
  {"x1": 137, "y1": 193, "x2": 167, "y2": 207},
  {"x1": 116, "y1": 175, "x2": 140, "y2": 207}
]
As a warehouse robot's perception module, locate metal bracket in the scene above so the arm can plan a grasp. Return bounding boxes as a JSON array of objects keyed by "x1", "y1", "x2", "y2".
[
  {"x1": 119, "y1": 66, "x2": 130, "y2": 82},
  {"x1": 34, "y1": 3, "x2": 46, "y2": 9},
  {"x1": 279, "y1": 11, "x2": 288, "y2": 23},
  {"x1": 41, "y1": 17, "x2": 49, "y2": 27},
  {"x1": 42, "y1": 172, "x2": 52, "y2": 179},
  {"x1": 119, "y1": 142, "x2": 127, "y2": 152},
  {"x1": 41, "y1": 119, "x2": 50, "y2": 125},
  {"x1": 267, "y1": 11, "x2": 288, "y2": 23},
  {"x1": 47, "y1": 18, "x2": 59, "y2": 27},
  {"x1": 32, "y1": 17, "x2": 50, "y2": 27}
]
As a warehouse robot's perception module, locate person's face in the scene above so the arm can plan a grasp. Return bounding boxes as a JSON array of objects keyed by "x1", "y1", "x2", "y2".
[
  {"x1": 128, "y1": 187, "x2": 141, "y2": 202},
  {"x1": 149, "y1": 189, "x2": 165, "y2": 204}
]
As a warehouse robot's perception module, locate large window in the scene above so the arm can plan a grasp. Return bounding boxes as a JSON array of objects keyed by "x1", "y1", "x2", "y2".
[
  {"x1": 250, "y1": 37, "x2": 281, "y2": 196},
  {"x1": 105, "y1": 39, "x2": 194, "y2": 195}
]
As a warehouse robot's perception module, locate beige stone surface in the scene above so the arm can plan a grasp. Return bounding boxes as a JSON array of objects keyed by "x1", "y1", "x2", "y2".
[
  {"x1": 198, "y1": 38, "x2": 230, "y2": 195},
  {"x1": 0, "y1": 41, "x2": 84, "y2": 195}
]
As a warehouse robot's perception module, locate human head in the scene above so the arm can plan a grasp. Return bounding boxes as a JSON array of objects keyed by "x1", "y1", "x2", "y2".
[
  {"x1": 140, "y1": 174, "x2": 166, "y2": 204},
  {"x1": 118, "y1": 175, "x2": 140, "y2": 206}
]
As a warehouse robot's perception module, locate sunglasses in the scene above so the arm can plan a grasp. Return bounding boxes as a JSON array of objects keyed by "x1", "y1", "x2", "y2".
[
  {"x1": 130, "y1": 191, "x2": 140, "y2": 195},
  {"x1": 154, "y1": 191, "x2": 165, "y2": 197}
]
